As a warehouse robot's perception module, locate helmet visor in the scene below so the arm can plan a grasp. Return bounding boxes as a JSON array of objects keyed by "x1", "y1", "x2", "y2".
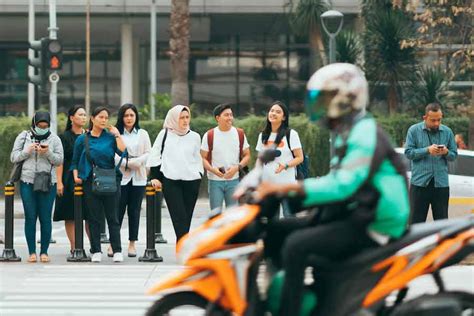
[{"x1": 305, "y1": 89, "x2": 338, "y2": 123}]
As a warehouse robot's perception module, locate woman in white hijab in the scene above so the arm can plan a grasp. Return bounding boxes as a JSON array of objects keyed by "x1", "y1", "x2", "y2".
[{"x1": 147, "y1": 105, "x2": 203, "y2": 242}]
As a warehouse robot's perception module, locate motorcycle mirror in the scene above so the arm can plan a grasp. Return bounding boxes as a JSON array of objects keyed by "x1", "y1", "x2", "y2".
[{"x1": 259, "y1": 148, "x2": 281, "y2": 164}]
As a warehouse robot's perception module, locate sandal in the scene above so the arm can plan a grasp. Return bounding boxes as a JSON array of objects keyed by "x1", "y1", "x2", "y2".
[
  {"x1": 107, "y1": 245, "x2": 113, "y2": 258},
  {"x1": 40, "y1": 254, "x2": 50, "y2": 263},
  {"x1": 27, "y1": 253, "x2": 37, "y2": 263}
]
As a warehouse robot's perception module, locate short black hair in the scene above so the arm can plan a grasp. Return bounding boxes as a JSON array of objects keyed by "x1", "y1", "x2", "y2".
[
  {"x1": 425, "y1": 102, "x2": 442, "y2": 114},
  {"x1": 213, "y1": 103, "x2": 232, "y2": 118}
]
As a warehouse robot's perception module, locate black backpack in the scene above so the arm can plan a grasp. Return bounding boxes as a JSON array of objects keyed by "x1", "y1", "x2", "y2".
[{"x1": 286, "y1": 129, "x2": 310, "y2": 180}]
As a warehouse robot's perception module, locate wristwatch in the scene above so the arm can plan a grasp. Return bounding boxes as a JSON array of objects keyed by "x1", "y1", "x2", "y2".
[{"x1": 284, "y1": 163, "x2": 289, "y2": 170}]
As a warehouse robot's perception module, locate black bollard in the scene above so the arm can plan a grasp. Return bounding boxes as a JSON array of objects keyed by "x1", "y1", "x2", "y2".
[
  {"x1": 139, "y1": 182, "x2": 163, "y2": 262},
  {"x1": 0, "y1": 182, "x2": 21, "y2": 262},
  {"x1": 154, "y1": 188, "x2": 167, "y2": 244},
  {"x1": 67, "y1": 184, "x2": 90, "y2": 262}
]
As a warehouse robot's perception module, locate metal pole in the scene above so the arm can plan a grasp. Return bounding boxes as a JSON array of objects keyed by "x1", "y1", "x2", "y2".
[
  {"x1": 28, "y1": 0, "x2": 35, "y2": 117},
  {"x1": 49, "y1": 79, "x2": 58, "y2": 134},
  {"x1": 49, "y1": 0, "x2": 58, "y2": 134},
  {"x1": 150, "y1": 0, "x2": 157, "y2": 121},
  {"x1": 329, "y1": 35, "x2": 336, "y2": 64},
  {"x1": 85, "y1": 0, "x2": 91, "y2": 114},
  {"x1": 68, "y1": 184, "x2": 90, "y2": 262},
  {"x1": 139, "y1": 182, "x2": 163, "y2": 262},
  {"x1": 154, "y1": 188, "x2": 167, "y2": 243},
  {"x1": 0, "y1": 182, "x2": 21, "y2": 262}
]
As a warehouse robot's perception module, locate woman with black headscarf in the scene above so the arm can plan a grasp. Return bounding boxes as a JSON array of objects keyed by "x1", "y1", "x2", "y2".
[{"x1": 10, "y1": 111, "x2": 64, "y2": 263}]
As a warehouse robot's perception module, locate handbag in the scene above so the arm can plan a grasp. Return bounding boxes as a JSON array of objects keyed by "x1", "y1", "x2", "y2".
[
  {"x1": 9, "y1": 132, "x2": 28, "y2": 183},
  {"x1": 33, "y1": 171, "x2": 52, "y2": 192},
  {"x1": 33, "y1": 151, "x2": 53, "y2": 193},
  {"x1": 84, "y1": 133, "x2": 125, "y2": 196}
]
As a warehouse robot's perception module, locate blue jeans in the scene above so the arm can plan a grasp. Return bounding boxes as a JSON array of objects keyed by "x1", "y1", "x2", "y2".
[
  {"x1": 20, "y1": 181, "x2": 57, "y2": 255},
  {"x1": 208, "y1": 179, "x2": 239, "y2": 211}
]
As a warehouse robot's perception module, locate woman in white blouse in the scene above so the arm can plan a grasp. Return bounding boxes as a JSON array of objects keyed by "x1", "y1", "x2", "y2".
[
  {"x1": 115, "y1": 104, "x2": 151, "y2": 257},
  {"x1": 147, "y1": 105, "x2": 203, "y2": 242}
]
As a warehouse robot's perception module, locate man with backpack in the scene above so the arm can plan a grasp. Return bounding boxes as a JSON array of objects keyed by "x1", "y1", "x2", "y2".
[{"x1": 201, "y1": 103, "x2": 251, "y2": 211}]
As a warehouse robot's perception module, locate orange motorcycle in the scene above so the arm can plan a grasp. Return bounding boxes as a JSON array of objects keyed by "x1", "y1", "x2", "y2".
[{"x1": 146, "y1": 149, "x2": 474, "y2": 316}]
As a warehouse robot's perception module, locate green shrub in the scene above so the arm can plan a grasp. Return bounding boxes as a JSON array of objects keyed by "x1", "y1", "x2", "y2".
[{"x1": 0, "y1": 114, "x2": 469, "y2": 187}]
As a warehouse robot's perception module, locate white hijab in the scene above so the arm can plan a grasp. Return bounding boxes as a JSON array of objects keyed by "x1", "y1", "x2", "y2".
[{"x1": 163, "y1": 105, "x2": 190, "y2": 136}]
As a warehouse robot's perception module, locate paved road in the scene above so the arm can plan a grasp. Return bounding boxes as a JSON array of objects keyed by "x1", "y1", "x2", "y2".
[{"x1": 1, "y1": 200, "x2": 473, "y2": 316}]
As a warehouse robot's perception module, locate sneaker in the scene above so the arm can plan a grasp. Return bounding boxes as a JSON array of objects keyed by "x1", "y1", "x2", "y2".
[
  {"x1": 113, "y1": 252, "x2": 124, "y2": 263},
  {"x1": 91, "y1": 252, "x2": 102, "y2": 263}
]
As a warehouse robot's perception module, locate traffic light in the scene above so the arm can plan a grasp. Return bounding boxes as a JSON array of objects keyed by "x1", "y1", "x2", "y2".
[
  {"x1": 45, "y1": 39, "x2": 62, "y2": 70},
  {"x1": 28, "y1": 37, "x2": 48, "y2": 89}
]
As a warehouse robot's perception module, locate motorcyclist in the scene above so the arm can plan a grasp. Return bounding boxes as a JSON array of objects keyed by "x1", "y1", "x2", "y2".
[{"x1": 255, "y1": 63, "x2": 410, "y2": 316}]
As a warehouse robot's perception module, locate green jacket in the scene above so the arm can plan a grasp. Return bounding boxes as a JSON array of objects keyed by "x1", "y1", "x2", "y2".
[{"x1": 303, "y1": 116, "x2": 409, "y2": 238}]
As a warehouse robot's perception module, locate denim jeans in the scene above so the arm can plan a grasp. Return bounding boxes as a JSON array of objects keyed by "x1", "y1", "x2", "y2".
[
  {"x1": 20, "y1": 181, "x2": 57, "y2": 255},
  {"x1": 208, "y1": 179, "x2": 239, "y2": 211}
]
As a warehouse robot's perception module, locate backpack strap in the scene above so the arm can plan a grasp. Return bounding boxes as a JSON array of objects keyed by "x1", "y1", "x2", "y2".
[
  {"x1": 237, "y1": 128, "x2": 245, "y2": 159},
  {"x1": 286, "y1": 129, "x2": 296, "y2": 159},
  {"x1": 160, "y1": 128, "x2": 168, "y2": 156},
  {"x1": 84, "y1": 133, "x2": 95, "y2": 167},
  {"x1": 206, "y1": 128, "x2": 214, "y2": 164}
]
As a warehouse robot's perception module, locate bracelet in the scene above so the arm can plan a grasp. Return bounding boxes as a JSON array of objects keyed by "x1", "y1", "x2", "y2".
[{"x1": 284, "y1": 163, "x2": 289, "y2": 170}]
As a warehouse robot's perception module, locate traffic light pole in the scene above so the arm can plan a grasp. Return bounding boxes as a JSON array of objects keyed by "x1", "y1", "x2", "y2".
[
  {"x1": 48, "y1": 0, "x2": 58, "y2": 134},
  {"x1": 28, "y1": 0, "x2": 35, "y2": 117}
]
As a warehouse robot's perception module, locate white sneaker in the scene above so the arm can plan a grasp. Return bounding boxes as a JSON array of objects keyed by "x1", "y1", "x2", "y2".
[
  {"x1": 91, "y1": 252, "x2": 102, "y2": 262},
  {"x1": 113, "y1": 252, "x2": 123, "y2": 263}
]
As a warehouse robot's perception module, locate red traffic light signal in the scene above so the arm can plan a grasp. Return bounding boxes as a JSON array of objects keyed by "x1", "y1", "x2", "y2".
[{"x1": 50, "y1": 56, "x2": 61, "y2": 70}]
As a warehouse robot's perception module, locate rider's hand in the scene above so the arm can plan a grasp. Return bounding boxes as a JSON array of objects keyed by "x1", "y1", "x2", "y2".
[
  {"x1": 151, "y1": 179, "x2": 162, "y2": 189},
  {"x1": 254, "y1": 181, "x2": 283, "y2": 201},
  {"x1": 223, "y1": 165, "x2": 239, "y2": 179},
  {"x1": 74, "y1": 176, "x2": 83, "y2": 185}
]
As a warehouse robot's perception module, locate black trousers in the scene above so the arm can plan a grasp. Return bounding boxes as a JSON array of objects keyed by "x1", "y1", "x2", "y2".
[
  {"x1": 83, "y1": 178, "x2": 122, "y2": 254},
  {"x1": 162, "y1": 177, "x2": 201, "y2": 242},
  {"x1": 410, "y1": 178, "x2": 449, "y2": 224},
  {"x1": 265, "y1": 217, "x2": 378, "y2": 316},
  {"x1": 118, "y1": 181, "x2": 145, "y2": 241}
]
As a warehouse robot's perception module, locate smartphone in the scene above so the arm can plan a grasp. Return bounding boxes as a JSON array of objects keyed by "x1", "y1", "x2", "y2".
[
  {"x1": 437, "y1": 145, "x2": 445, "y2": 149},
  {"x1": 40, "y1": 144, "x2": 48, "y2": 148},
  {"x1": 218, "y1": 167, "x2": 226, "y2": 174}
]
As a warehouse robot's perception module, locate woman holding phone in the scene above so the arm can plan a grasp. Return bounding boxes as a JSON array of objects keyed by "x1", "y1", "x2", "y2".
[
  {"x1": 71, "y1": 106, "x2": 126, "y2": 263},
  {"x1": 10, "y1": 111, "x2": 64, "y2": 262}
]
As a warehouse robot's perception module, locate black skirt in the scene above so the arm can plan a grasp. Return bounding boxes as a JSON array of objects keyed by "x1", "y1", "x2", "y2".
[{"x1": 53, "y1": 171, "x2": 89, "y2": 221}]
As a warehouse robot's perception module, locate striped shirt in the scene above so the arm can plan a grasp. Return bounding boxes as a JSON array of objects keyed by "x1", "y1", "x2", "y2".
[{"x1": 404, "y1": 122, "x2": 457, "y2": 188}]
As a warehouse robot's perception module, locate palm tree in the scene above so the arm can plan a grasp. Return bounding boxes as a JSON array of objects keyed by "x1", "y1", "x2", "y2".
[
  {"x1": 287, "y1": 0, "x2": 330, "y2": 71},
  {"x1": 335, "y1": 31, "x2": 362, "y2": 65},
  {"x1": 407, "y1": 66, "x2": 449, "y2": 114},
  {"x1": 363, "y1": 7, "x2": 417, "y2": 114},
  {"x1": 169, "y1": 0, "x2": 190, "y2": 106}
]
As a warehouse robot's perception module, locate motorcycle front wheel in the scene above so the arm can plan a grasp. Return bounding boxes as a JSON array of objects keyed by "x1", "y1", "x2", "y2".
[{"x1": 146, "y1": 292, "x2": 230, "y2": 316}]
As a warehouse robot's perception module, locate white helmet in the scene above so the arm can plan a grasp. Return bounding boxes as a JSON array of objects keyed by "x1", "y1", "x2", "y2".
[{"x1": 305, "y1": 63, "x2": 368, "y2": 123}]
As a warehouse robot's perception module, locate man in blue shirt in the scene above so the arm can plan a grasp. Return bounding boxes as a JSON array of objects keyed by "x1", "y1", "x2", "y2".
[{"x1": 405, "y1": 103, "x2": 457, "y2": 223}]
